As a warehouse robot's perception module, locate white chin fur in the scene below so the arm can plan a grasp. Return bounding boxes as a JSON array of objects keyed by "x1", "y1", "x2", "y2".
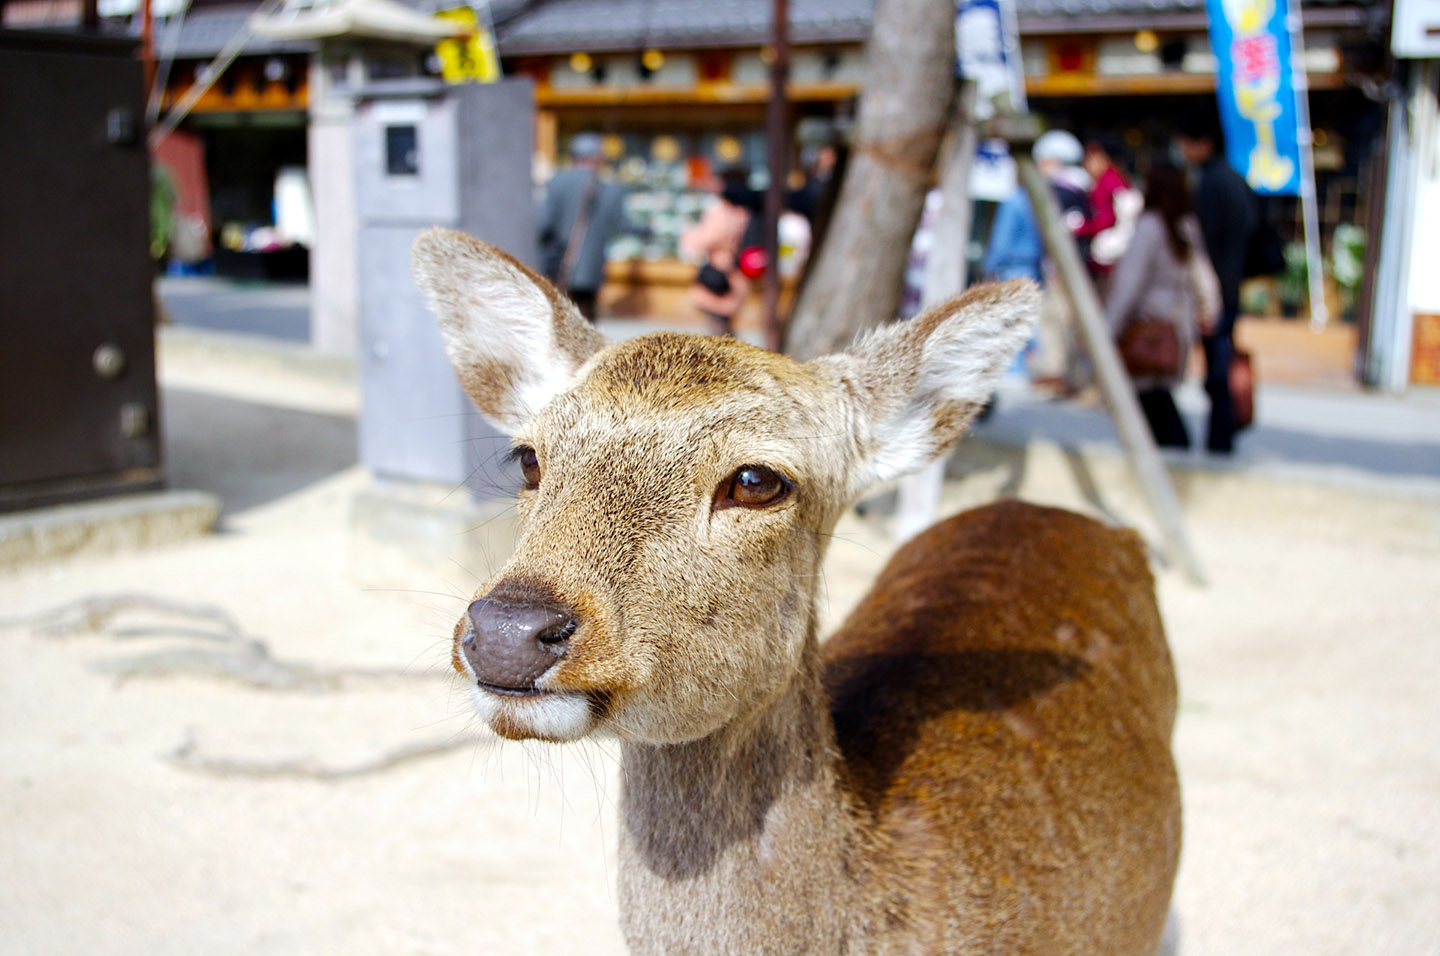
[{"x1": 469, "y1": 684, "x2": 596, "y2": 741}]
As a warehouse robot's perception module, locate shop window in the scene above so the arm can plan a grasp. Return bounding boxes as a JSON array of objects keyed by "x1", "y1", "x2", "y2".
[
  {"x1": 385, "y1": 125, "x2": 419, "y2": 177},
  {"x1": 552, "y1": 127, "x2": 769, "y2": 262},
  {"x1": 1160, "y1": 39, "x2": 1188, "y2": 71}
]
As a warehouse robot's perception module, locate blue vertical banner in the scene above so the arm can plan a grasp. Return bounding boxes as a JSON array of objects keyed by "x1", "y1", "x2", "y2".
[{"x1": 1205, "y1": 0, "x2": 1303, "y2": 195}]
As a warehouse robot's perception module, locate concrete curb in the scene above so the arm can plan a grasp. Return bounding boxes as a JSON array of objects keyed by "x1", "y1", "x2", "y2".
[
  {"x1": 0, "y1": 490, "x2": 222, "y2": 574},
  {"x1": 158, "y1": 325, "x2": 357, "y2": 386}
]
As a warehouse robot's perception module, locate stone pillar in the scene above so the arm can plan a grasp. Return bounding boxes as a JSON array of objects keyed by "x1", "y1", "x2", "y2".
[{"x1": 307, "y1": 51, "x2": 361, "y2": 355}]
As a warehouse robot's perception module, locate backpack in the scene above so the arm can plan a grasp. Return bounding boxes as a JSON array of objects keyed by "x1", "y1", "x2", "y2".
[{"x1": 1091, "y1": 188, "x2": 1144, "y2": 267}]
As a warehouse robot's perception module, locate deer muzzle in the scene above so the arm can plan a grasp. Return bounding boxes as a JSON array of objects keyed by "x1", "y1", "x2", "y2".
[{"x1": 463, "y1": 597, "x2": 578, "y2": 693}]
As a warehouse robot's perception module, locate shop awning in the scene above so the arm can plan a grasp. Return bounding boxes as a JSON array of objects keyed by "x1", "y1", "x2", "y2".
[{"x1": 250, "y1": 0, "x2": 469, "y2": 46}]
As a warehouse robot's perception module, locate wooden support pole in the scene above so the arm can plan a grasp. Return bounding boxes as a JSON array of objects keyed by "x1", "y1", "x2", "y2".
[
  {"x1": 762, "y1": 0, "x2": 790, "y2": 352},
  {"x1": 140, "y1": 0, "x2": 156, "y2": 98}
]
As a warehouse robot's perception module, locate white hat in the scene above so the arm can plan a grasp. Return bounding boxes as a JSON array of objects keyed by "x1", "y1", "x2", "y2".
[
  {"x1": 570, "y1": 132, "x2": 603, "y2": 160},
  {"x1": 1033, "y1": 130, "x2": 1084, "y2": 165}
]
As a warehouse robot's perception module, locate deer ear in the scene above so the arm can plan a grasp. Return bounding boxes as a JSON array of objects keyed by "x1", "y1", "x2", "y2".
[
  {"x1": 821, "y1": 279, "x2": 1039, "y2": 489},
  {"x1": 412, "y1": 227, "x2": 607, "y2": 431}
]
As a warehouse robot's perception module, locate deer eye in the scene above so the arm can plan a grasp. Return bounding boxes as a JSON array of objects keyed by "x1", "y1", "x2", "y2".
[
  {"x1": 511, "y1": 446, "x2": 541, "y2": 490},
  {"x1": 716, "y1": 465, "x2": 790, "y2": 511}
]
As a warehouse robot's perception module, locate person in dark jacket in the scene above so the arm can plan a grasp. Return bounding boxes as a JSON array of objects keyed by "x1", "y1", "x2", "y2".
[
  {"x1": 1177, "y1": 113, "x2": 1257, "y2": 453},
  {"x1": 538, "y1": 132, "x2": 628, "y2": 321}
]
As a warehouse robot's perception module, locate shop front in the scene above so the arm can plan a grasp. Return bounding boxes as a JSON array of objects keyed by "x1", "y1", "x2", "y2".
[
  {"x1": 155, "y1": 51, "x2": 314, "y2": 280},
  {"x1": 494, "y1": 0, "x2": 1386, "y2": 331},
  {"x1": 506, "y1": 43, "x2": 864, "y2": 327}
]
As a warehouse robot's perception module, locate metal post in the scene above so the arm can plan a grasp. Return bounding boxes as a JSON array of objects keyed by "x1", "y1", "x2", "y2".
[
  {"x1": 140, "y1": 0, "x2": 155, "y2": 96},
  {"x1": 1287, "y1": 0, "x2": 1329, "y2": 331},
  {"x1": 1010, "y1": 145, "x2": 1207, "y2": 585},
  {"x1": 762, "y1": 0, "x2": 790, "y2": 352}
]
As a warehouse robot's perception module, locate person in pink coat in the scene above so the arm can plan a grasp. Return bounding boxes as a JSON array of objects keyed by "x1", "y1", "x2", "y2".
[
  {"x1": 680, "y1": 175, "x2": 754, "y2": 336},
  {"x1": 1077, "y1": 139, "x2": 1135, "y2": 277}
]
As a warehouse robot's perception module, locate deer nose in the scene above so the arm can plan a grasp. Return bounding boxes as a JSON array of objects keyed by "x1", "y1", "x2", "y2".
[{"x1": 463, "y1": 598, "x2": 578, "y2": 691}]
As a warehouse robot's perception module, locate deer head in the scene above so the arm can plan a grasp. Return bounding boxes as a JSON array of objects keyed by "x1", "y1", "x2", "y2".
[{"x1": 412, "y1": 227, "x2": 1037, "y2": 746}]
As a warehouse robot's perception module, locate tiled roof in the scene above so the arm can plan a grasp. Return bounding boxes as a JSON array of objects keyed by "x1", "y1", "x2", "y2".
[
  {"x1": 155, "y1": 5, "x2": 316, "y2": 56},
  {"x1": 495, "y1": 0, "x2": 873, "y2": 54},
  {"x1": 1022, "y1": 0, "x2": 1206, "y2": 17},
  {"x1": 129, "y1": 0, "x2": 1379, "y2": 61},
  {"x1": 495, "y1": 0, "x2": 1375, "y2": 54},
  {"x1": 1014, "y1": 0, "x2": 1373, "y2": 32}
]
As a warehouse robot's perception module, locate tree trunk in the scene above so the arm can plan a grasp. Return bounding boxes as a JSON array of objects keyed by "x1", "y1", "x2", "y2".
[{"x1": 783, "y1": 0, "x2": 957, "y2": 360}]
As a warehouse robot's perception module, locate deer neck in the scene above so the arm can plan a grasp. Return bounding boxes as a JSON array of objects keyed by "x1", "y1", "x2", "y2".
[{"x1": 616, "y1": 633, "x2": 870, "y2": 952}]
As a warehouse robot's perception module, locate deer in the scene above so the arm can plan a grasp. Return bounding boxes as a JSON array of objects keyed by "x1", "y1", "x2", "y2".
[{"x1": 412, "y1": 227, "x2": 1181, "y2": 956}]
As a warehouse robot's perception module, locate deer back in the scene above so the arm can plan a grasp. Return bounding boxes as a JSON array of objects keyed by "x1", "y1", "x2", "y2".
[{"x1": 823, "y1": 499, "x2": 1180, "y2": 955}]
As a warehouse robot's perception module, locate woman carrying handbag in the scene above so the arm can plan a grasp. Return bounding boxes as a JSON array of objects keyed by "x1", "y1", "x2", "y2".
[{"x1": 1105, "y1": 162, "x2": 1221, "y2": 449}]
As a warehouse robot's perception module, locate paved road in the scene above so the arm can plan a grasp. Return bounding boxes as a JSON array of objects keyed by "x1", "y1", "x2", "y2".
[
  {"x1": 978, "y1": 377, "x2": 1440, "y2": 488},
  {"x1": 157, "y1": 276, "x2": 310, "y2": 343},
  {"x1": 149, "y1": 280, "x2": 1440, "y2": 489}
]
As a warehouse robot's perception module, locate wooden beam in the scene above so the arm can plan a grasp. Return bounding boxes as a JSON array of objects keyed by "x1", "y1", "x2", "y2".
[{"x1": 535, "y1": 80, "x2": 858, "y2": 108}]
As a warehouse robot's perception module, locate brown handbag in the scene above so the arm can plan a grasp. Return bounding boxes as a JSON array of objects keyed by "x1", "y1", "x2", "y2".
[
  {"x1": 1117, "y1": 317, "x2": 1183, "y2": 377},
  {"x1": 1231, "y1": 347, "x2": 1255, "y2": 430}
]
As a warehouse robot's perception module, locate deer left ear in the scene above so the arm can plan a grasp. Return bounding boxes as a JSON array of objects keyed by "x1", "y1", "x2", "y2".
[
  {"x1": 816, "y1": 279, "x2": 1039, "y2": 490},
  {"x1": 412, "y1": 227, "x2": 607, "y2": 432}
]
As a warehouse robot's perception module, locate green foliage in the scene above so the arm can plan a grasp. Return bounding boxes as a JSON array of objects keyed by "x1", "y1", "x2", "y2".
[
  {"x1": 150, "y1": 163, "x2": 177, "y2": 262},
  {"x1": 1278, "y1": 240, "x2": 1309, "y2": 306},
  {"x1": 1330, "y1": 223, "x2": 1365, "y2": 292}
]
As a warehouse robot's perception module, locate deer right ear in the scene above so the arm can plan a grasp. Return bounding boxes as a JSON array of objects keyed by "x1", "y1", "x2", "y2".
[
  {"x1": 818, "y1": 279, "x2": 1039, "y2": 491},
  {"x1": 412, "y1": 227, "x2": 607, "y2": 432}
]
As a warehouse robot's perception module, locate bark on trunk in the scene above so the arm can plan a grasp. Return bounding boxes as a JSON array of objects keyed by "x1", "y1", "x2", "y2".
[{"x1": 782, "y1": 0, "x2": 958, "y2": 360}]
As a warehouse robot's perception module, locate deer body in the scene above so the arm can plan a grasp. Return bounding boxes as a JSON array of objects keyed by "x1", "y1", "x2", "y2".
[{"x1": 412, "y1": 229, "x2": 1180, "y2": 955}]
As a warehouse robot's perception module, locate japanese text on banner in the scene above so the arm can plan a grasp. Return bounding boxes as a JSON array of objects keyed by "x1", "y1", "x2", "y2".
[
  {"x1": 1205, "y1": 0, "x2": 1302, "y2": 195},
  {"x1": 435, "y1": 6, "x2": 501, "y2": 84}
]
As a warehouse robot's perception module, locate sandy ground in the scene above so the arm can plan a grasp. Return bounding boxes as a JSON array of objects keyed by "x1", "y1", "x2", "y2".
[{"x1": 2, "y1": 341, "x2": 1438, "y2": 955}]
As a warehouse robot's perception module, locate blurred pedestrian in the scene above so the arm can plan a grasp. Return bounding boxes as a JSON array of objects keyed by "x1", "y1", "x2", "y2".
[
  {"x1": 1105, "y1": 162, "x2": 1222, "y2": 449},
  {"x1": 1036, "y1": 130, "x2": 1093, "y2": 239},
  {"x1": 1077, "y1": 139, "x2": 1141, "y2": 278},
  {"x1": 983, "y1": 130, "x2": 1092, "y2": 394},
  {"x1": 788, "y1": 144, "x2": 836, "y2": 223},
  {"x1": 777, "y1": 193, "x2": 812, "y2": 282},
  {"x1": 1176, "y1": 112, "x2": 1258, "y2": 453},
  {"x1": 681, "y1": 169, "x2": 755, "y2": 336},
  {"x1": 981, "y1": 177, "x2": 1044, "y2": 285},
  {"x1": 538, "y1": 132, "x2": 628, "y2": 321}
]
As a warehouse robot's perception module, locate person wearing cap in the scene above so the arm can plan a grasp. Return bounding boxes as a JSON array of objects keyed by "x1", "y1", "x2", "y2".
[
  {"x1": 982, "y1": 130, "x2": 1093, "y2": 280},
  {"x1": 538, "y1": 132, "x2": 629, "y2": 321}
]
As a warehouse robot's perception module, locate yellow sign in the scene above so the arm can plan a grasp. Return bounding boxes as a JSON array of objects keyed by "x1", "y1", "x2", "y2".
[{"x1": 434, "y1": 6, "x2": 500, "y2": 84}]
